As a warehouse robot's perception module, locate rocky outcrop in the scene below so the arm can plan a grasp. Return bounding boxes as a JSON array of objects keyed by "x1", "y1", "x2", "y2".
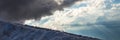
[{"x1": 0, "y1": 21, "x2": 100, "y2": 40}]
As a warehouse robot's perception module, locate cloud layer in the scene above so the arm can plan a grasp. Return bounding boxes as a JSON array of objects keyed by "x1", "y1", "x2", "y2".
[
  {"x1": 0, "y1": 0, "x2": 81, "y2": 23},
  {"x1": 25, "y1": 0, "x2": 120, "y2": 40}
]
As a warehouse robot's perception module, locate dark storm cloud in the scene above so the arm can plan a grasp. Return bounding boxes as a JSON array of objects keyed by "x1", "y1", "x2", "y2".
[
  {"x1": 0, "y1": 0, "x2": 82, "y2": 23},
  {"x1": 61, "y1": 0, "x2": 82, "y2": 7}
]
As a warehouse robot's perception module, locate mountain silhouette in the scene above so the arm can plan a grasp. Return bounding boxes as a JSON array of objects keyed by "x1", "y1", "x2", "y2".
[{"x1": 0, "y1": 21, "x2": 100, "y2": 40}]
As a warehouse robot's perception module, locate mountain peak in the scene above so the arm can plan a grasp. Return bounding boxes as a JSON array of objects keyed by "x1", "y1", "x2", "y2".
[{"x1": 0, "y1": 21, "x2": 100, "y2": 40}]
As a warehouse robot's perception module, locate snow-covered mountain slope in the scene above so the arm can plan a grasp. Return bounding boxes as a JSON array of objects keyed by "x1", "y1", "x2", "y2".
[{"x1": 0, "y1": 21, "x2": 100, "y2": 40}]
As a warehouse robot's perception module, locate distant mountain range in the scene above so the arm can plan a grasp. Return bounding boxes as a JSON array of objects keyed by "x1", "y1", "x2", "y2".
[{"x1": 0, "y1": 21, "x2": 100, "y2": 40}]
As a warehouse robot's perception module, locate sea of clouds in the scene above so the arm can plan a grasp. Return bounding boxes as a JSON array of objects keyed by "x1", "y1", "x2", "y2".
[{"x1": 25, "y1": 0, "x2": 120, "y2": 40}]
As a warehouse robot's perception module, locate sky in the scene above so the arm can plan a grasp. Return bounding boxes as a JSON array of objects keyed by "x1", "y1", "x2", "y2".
[{"x1": 25, "y1": 0, "x2": 120, "y2": 40}]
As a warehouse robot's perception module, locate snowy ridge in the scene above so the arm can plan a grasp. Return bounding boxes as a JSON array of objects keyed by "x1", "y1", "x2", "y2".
[{"x1": 0, "y1": 21, "x2": 100, "y2": 40}]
